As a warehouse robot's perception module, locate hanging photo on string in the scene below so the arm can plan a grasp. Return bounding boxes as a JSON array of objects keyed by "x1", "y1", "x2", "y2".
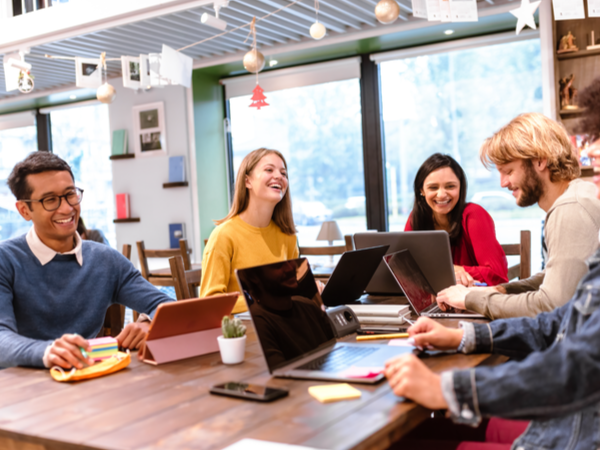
[{"x1": 75, "y1": 57, "x2": 102, "y2": 88}]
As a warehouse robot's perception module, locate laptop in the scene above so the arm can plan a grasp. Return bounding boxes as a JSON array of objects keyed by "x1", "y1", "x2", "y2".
[
  {"x1": 235, "y1": 258, "x2": 412, "y2": 384},
  {"x1": 320, "y1": 245, "x2": 389, "y2": 307},
  {"x1": 383, "y1": 249, "x2": 485, "y2": 319},
  {"x1": 354, "y1": 231, "x2": 455, "y2": 295}
]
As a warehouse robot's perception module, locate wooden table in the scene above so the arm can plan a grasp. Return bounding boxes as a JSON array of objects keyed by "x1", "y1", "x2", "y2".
[{"x1": 0, "y1": 321, "x2": 504, "y2": 450}]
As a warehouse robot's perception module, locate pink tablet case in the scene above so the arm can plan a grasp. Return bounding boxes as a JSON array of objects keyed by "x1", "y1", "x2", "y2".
[{"x1": 140, "y1": 292, "x2": 239, "y2": 365}]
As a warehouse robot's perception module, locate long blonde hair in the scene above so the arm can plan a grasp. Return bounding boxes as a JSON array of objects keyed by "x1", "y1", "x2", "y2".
[
  {"x1": 480, "y1": 113, "x2": 580, "y2": 182},
  {"x1": 216, "y1": 148, "x2": 296, "y2": 235}
]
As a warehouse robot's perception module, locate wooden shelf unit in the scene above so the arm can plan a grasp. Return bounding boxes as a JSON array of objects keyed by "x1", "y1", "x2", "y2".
[
  {"x1": 109, "y1": 154, "x2": 135, "y2": 160},
  {"x1": 163, "y1": 181, "x2": 189, "y2": 188},
  {"x1": 113, "y1": 218, "x2": 140, "y2": 223}
]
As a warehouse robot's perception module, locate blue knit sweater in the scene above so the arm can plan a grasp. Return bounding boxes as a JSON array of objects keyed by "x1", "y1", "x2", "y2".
[{"x1": 0, "y1": 235, "x2": 172, "y2": 368}]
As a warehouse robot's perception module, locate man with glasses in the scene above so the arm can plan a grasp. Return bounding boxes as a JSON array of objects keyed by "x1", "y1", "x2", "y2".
[{"x1": 0, "y1": 152, "x2": 172, "y2": 369}]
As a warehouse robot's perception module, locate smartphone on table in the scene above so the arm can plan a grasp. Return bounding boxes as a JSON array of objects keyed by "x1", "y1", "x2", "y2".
[{"x1": 209, "y1": 381, "x2": 288, "y2": 402}]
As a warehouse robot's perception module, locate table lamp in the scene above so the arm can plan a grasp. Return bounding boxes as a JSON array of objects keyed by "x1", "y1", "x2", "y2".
[{"x1": 317, "y1": 220, "x2": 343, "y2": 265}]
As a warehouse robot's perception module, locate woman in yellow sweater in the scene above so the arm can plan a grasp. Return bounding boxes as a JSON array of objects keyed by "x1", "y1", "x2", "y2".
[{"x1": 200, "y1": 148, "x2": 299, "y2": 313}]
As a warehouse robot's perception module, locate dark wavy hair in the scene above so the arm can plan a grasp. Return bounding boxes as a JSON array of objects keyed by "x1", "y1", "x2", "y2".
[
  {"x1": 577, "y1": 76, "x2": 600, "y2": 141},
  {"x1": 410, "y1": 153, "x2": 467, "y2": 245}
]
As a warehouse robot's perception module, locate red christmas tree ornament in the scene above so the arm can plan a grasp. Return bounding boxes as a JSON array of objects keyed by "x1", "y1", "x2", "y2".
[{"x1": 249, "y1": 84, "x2": 269, "y2": 110}]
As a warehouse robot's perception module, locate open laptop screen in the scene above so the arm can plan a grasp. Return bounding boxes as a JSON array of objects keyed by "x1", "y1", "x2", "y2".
[
  {"x1": 383, "y1": 250, "x2": 437, "y2": 314},
  {"x1": 236, "y1": 258, "x2": 336, "y2": 372}
]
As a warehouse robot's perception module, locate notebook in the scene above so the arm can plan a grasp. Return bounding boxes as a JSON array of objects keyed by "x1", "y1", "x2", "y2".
[
  {"x1": 235, "y1": 258, "x2": 412, "y2": 384},
  {"x1": 383, "y1": 249, "x2": 485, "y2": 319}
]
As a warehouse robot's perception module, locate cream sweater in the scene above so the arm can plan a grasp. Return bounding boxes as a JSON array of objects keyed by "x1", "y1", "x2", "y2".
[
  {"x1": 200, "y1": 216, "x2": 299, "y2": 314},
  {"x1": 465, "y1": 179, "x2": 600, "y2": 319}
]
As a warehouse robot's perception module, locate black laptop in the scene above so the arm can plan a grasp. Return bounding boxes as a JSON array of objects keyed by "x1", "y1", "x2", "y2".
[
  {"x1": 320, "y1": 245, "x2": 389, "y2": 307},
  {"x1": 235, "y1": 258, "x2": 412, "y2": 384}
]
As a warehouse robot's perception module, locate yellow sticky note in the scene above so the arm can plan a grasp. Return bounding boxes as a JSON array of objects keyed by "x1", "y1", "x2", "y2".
[{"x1": 308, "y1": 383, "x2": 362, "y2": 403}]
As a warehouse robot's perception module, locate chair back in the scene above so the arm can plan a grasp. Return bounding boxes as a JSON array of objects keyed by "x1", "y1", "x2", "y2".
[
  {"x1": 100, "y1": 244, "x2": 131, "y2": 337},
  {"x1": 299, "y1": 235, "x2": 354, "y2": 256},
  {"x1": 169, "y1": 255, "x2": 202, "y2": 300},
  {"x1": 136, "y1": 239, "x2": 192, "y2": 282},
  {"x1": 501, "y1": 230, "x2": 531, "y2": 280}
]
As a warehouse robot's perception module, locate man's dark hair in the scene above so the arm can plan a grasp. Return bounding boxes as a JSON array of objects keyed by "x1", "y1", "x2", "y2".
[{"x1": 7, "y1": 152, "x2": 74, "y2": 202}]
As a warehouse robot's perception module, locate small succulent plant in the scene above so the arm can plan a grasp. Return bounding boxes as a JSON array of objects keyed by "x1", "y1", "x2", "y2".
[{"x1": 222, "y1": 316, "x2": 246, "y2": 338}]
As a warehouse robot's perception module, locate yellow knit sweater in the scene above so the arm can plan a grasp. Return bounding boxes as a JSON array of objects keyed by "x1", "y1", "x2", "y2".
[{"x1": 199, "y1": 215, "x2": 299, "y2": 313}]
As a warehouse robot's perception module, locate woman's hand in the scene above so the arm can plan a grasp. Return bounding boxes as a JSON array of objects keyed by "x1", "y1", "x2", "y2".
[
  {"x1": 436, "y1": 285, "x2": 469, "y2": 310},
  {"x1": 407, "y1": 317, "x2": 463, "y2": 350},
  {"x1": 454, "y1": 265, "x2": 474, "y2": 287}
]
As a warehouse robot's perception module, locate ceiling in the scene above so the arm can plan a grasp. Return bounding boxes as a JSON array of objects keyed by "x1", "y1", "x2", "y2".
[{"x1": 0, "y1": 0, "x2": 516, "y2": 104}]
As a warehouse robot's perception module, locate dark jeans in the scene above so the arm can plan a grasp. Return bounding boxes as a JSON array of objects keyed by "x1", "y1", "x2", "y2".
[{"x1": 388, "y1": 417, "x2": 529, "y2": 450}]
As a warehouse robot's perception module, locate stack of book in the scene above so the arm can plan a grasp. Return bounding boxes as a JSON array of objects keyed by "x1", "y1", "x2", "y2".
[{"x1": 347, "y1": 304, "x2": 411, "y2": 326}]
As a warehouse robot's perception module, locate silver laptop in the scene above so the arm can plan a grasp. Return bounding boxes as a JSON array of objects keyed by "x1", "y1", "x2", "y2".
[
  {"x1": 236, "y1": 258, "x2": 412, "y2": 384},
  {"x1": 354, "y1": 231, "x2": 456, "y2": 295},
  {"x1": 383, "y1": 249, "x2": 485, "y2": 319}
]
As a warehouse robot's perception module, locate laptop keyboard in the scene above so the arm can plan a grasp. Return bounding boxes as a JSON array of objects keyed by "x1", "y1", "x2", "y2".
[{"x1": 297, "y1": 346, "x2": 378, "y2": 373}]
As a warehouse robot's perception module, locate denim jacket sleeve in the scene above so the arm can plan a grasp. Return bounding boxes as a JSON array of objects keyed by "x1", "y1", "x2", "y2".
[{"x1": 450, "y1": 288, "x2": 600, "y2": 425}]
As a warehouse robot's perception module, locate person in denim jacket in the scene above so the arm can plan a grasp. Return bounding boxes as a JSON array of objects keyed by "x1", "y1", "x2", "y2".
[{"x1": 385, "y1": 80, "x2": 600, "y2": 450}]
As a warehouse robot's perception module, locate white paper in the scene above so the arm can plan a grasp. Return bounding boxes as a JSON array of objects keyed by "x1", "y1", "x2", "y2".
[
  {"x1": 160, "y1": 44, "x2": 193, "y2": 89},
  {"x1": 388, "y1": 339, "x2": 414, "y2": 347},
  {"x1": 121, "y1": 56, "x2": 141, "y2": 90},
  {"x1": 140, "y1": 54, "x2": 151, "y2": 88},
  {"x1": 149, "y1": 53, "x2": 169, "y2": 87},
  {"x1": 426, "y1": 0, "x2": 441, "y2": 20},
  {"x1": 589, "y1": 0, "x2": 600, "y2": 16},
  {"x1": 412, "y1": 0, "x2": 429, "y2": 18},
  {"x1": 3, "y1": 52, "x2": 20, "y2": 92},
  {"x1": 75, "y1": 57, "x2": 102, "y2": 89},
  {"x1": 440, "y1": 0, "x2": 452, "y2": 21},
  {"x1": 450, "y1": 0, "x2": 478, "y2": 21},
  {"x1": 553, "y1": 0, "x2": 585, "y2": 20},
  {"x1": 222, "y1": 439, "x2": 322, "y2": 450}
]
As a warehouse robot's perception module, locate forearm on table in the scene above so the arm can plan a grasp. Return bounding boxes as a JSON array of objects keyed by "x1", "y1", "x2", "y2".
[{"x1": 0, "y1": 331, "x2": 51, "y2": 368}]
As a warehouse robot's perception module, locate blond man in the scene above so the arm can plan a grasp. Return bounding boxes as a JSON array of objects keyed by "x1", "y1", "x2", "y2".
[{"x1": 437, "y1": 112, "x2": 600, "y2": 319}]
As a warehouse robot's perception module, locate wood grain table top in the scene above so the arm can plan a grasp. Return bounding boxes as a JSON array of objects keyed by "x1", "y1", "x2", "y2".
[{"x1": 0, "y1": 321, "x2": 503, "y2": 450}]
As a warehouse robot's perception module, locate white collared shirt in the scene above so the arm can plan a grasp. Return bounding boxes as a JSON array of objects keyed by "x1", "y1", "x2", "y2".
[{"x1": 26, "y1": 226, "x2": 83, "y2": 266}]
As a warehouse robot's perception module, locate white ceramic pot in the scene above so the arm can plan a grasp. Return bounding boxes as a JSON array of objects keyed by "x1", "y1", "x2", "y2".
[{"x1": 217, "y1": 335, "x2": 247, "y2": 364}]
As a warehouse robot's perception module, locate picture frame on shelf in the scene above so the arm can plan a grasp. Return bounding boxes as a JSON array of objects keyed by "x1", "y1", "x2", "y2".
[
  {"x1": 75, "y1": 57, "x2": 102, "y2": 89},
  {"x1": 121, "y1": 56, "x2": 141, "y2": 90},
  {"x1": 132, "y1": 102, "x2": 167, "y2": 157}
]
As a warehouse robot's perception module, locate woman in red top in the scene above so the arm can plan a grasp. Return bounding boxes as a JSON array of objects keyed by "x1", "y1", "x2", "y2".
[{"x1": 405, "y1": 153, "x2": 508, "y2": 287}]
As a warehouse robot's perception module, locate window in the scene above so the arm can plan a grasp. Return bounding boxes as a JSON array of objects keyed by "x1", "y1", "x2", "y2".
[
  {"x1": 228, "y1": 77, "x2": 366, "y2": 246},
  {"x1": 379, "y1": 37, "x2": 546, "y2": 272},
  {"x1": 0, "y1": 124, "x2": 37, "y2": 240},
  {"x1": 50, "y1": 103, "x2": 116, "y2": 247}
]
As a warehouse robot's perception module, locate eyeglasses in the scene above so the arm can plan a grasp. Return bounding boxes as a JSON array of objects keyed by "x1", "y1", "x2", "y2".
[{"x1": 20, "y1": 188, "x2": 84, "y2": 212}]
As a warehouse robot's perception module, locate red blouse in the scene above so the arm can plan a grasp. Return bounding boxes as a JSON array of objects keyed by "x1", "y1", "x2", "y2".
[{"x1": 404, "y1": 203, "x2": 508, "y2": 286}]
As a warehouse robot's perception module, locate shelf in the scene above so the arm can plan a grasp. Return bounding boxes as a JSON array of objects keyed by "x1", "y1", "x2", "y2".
[
  {"x1": 113, "y1": 218, "x2": 140, "y2": 223},
  {"x1": 109, "y1": 154, "x2": 135, "y2": 160},
  {"x1": 163, "y1": 181, "x2": 189, "y2": 188},
  {"x1": 580, "y1": 167, "x2": 594, "y2": 178},
  {"x1": 557, "y1": 47, "x2": 600, "y2": 60},
  {"x1": 559, "y1": 108, "x2": 586, "y2": 116}
]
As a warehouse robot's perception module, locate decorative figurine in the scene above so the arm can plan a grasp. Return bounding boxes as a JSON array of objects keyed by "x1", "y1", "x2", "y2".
[
  {"x1": 559, "y1": 74, "x2": 578, "y2": 110},
  {"x1": 557, "y1": 31, "x2": 579, "y2": 54}
]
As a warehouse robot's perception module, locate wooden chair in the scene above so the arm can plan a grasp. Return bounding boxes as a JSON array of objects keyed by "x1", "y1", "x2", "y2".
[
  {"x1": 502, "y1": 230, "x2": 531, "y2": 280},
  {"x1": 100, "y1": 244, "x2": 130, "y2": 337},
  {"x1": 169, "y1": 255, "x2": 202, "y2": 300},
  {"x1": 299, "y1": 234, "x2": 354, "y2": 256},
  {"x1": 136, "y1": 239, "x2": 192, "y2": 287}
]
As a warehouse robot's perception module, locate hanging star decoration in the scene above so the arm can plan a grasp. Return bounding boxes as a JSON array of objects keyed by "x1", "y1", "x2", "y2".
[
  {"x1": 250, "y1": 84, "x2": 269, "y2": 110},
  {"x1": 509, "y1": 0, "x2": 541, "y2": 35}
]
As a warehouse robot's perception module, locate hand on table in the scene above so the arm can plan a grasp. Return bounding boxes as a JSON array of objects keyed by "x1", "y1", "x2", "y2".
[
  {"x1": 116, "y1": 322, "x2": 150, "y2": 352},
  {"x1": 46, "y1": 334, "x2": 94, "y2": 369},
  {"x1": 454, "y1": 265, "x2": 474, "y2": 287},
  {"x1": 406, "y1": 317, "x2": 463, "y2": 351},
  {"x1": 385, "y1": 354, "x2": 448, "y2": 409}
]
